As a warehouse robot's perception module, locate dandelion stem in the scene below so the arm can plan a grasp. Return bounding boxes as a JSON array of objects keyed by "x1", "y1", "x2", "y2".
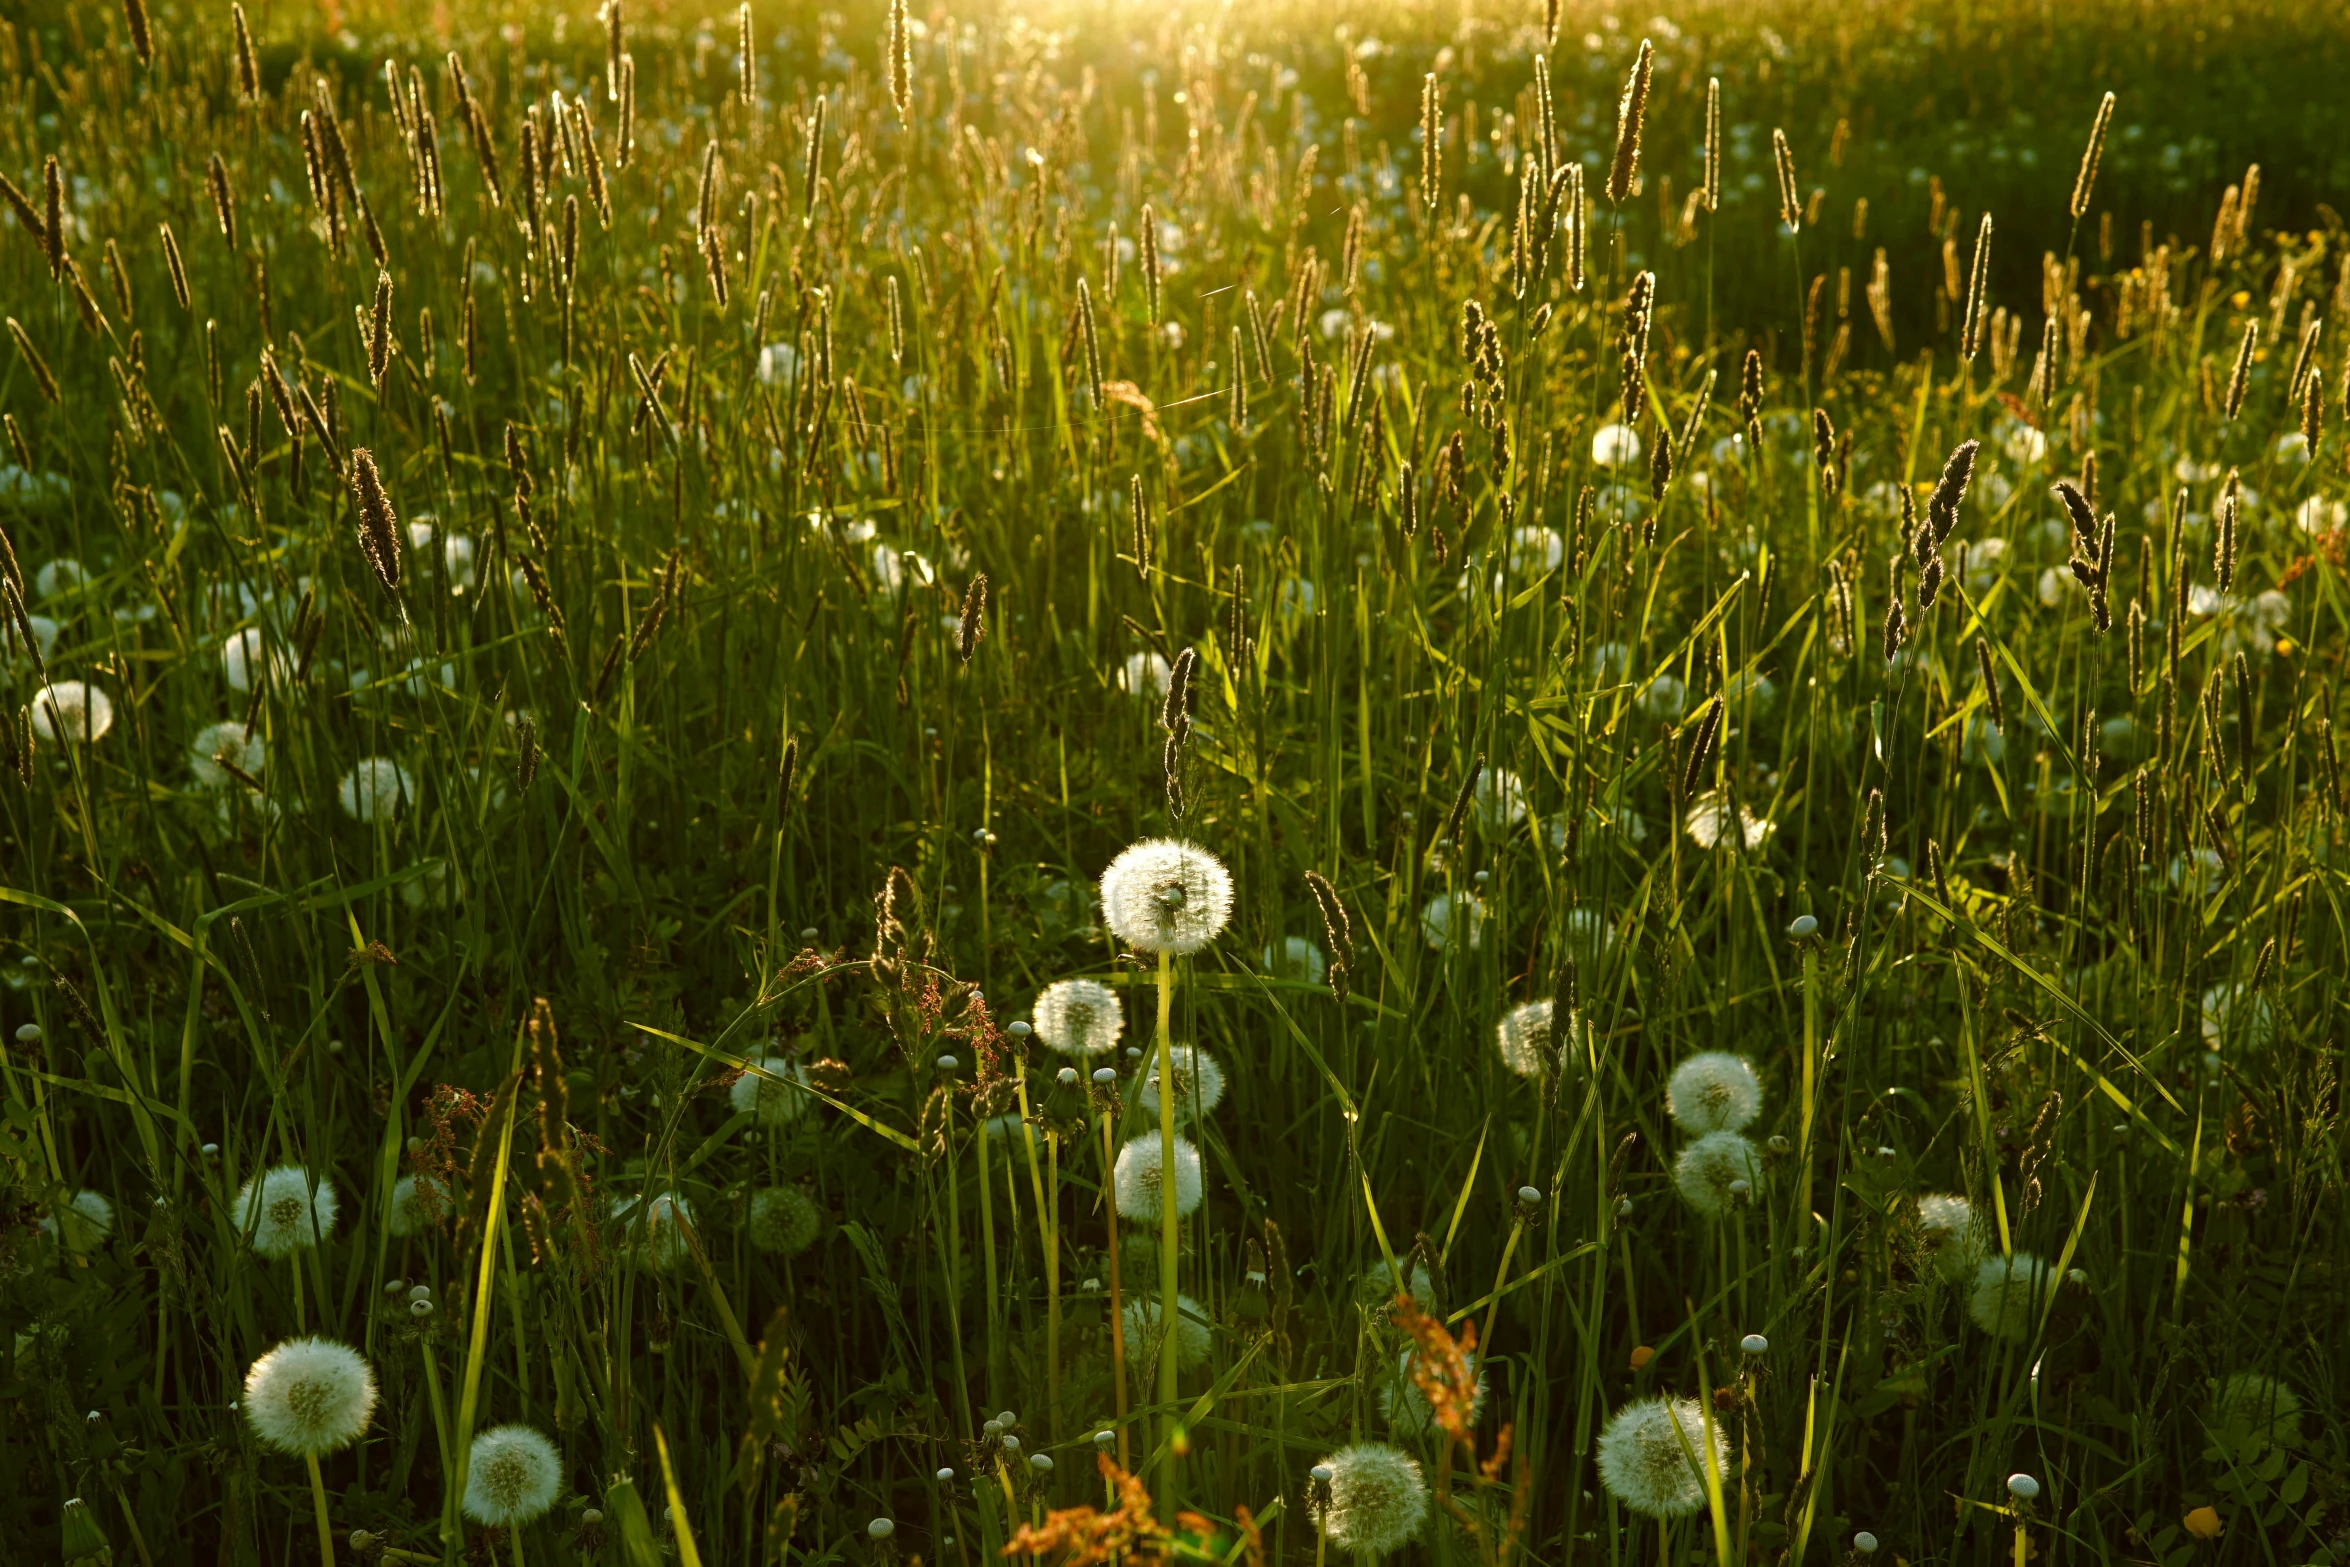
[
  {"x1": 1102, "y1": 1108, "x2": 1131, "y2": 1472},
  {"x1": 1797, "y1": 944, "x2": 1819, "y2": 1225},
  {"x1": 1045, "y1": 1128, "x2": 1063, "y2": 1438},
  {"x1": 305, "y1": 1453, "x2": 337, "y2": 1566},
  {"x1": 977, "y1": 1087, "x2": 1003, "y2": 1400},
  {"x1": 417, "y1": 1340, "x2": 457, "y2": 1555},
  {"x1": 1155, "y1": 944, "x2": 1179, "y2": 1506}
]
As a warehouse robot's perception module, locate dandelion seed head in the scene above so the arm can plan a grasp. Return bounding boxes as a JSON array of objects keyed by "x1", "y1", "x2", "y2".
[
  {"x1": 1121, "y1": 1291, "x2": 1212, "y2": 1369},
  {"x1": 1120, "y1": 650, "x2": 1172, "y2": 699},
  {"x1": 1420, "y1": 891, "x2": 1487, "y2": 952},
  {"x1": 462, "y1": 1424, "x2": 563, "y2": 1526},
  {"x1": 1915, "y1": 1193, "x2": 1982, "y2": 1279},
  {"x1": 189, "y1": 720, "x2": 266, "y2": 789},
  {"x1": 1262, "y1": 935, "x2": 1327, "y2": 983},
  {"x1": 1031, "y1": 977, "x2": 1125, "y2": 1057},
  {"x1": 1596, "y1": 1397, "x2": 1728, "y2": 1518},
  {"x1": 1637, "y1": 674, "x2": 1687, "y2": 719},
  {"x1": 2200, "y1": 983, "x2": 2275, "y2": 1053},
  {"x1": 1313, "y1": 1443, "x2": 1430, "y2": 1554},
  {"x1": 387, "y1": 1174, "x2": 448, "y2": 1238},
  {"x1": 338, "y1": 757, "x2": 417, "y2": 823},
  {"x1": 1495, "y1": 1000, "x2": 1555, "y2": 1077},
  {"x1": 34, "y1": 557, "x2": 87, "y2": 599},
  {"x1": 1967, "y1": 1252, "x2": 2051, "y2": 1340},
  {"x1": 611, "y1": 1192, "x2": 696, "y2": 1269},
  {"x1": 4, "y1": 611, "x2": 59, "y2": 667},
  {"x1": 2209, "y1": 1372, "x2": 2300, "y2": 1449},
  {"x1": 235, "y1": 1167, "x2": 338, "y2": 1258},
  {"x1": 1099, "y1": 839, "x2": 1233, "y2": 956},
  {"x1": 242, "y1": 1337, "x2": 378, "y2": 1457},
  {"x1": 730, "y1": 1051, "x2": 813, "y2": 1125},
  {"x1": 1472, "y1": 767, "x2": 1529, "y2": 831},
  {"x1": 1139, "y1": 1043, "x2": 1225, "y2": 1118},
  {"x1": 1673, "y1": 1131, "x2": 1762, "y2": 1219},
  {"x1": 748, "y1": 1185, "x2": 821, "y2": 1255},
  {"x1": 38, "y1": 1189, "x2": 113, "y2": 1251},
  {"x1": 1357, "y1": 1257, "x2": 1438, "y2": 1314},
  {"x1": 1666, "y1": 1052, "x2": 1764, "y2": 1134},
  {"x1": 220, "y1": 626, "x2": 287, "y2": 693},
  {"x1": 1111, "y1": 1132, "x2": 1203, "y2": 1221},
  {"x1": 1592, "y1": 422, "x2": 1644, "y2": 469},
  {"x1": 30, "y1": 680, "x2": 113, "y2": 743},
  {"x1": 1683, "y1": 789, "x2": 1772, "y2": 850},
  {"x1": 1380, "y1": 1349, "x2": 1488, "y2": 1440},
  {"x1": 1506, "y1": 526, "x2": 1565, "y2": 575}
]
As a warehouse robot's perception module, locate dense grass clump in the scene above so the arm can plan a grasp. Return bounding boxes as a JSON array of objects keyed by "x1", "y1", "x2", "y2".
[{"x1": 5, "y1": 2, "x2": 2350, "y2": 1565}]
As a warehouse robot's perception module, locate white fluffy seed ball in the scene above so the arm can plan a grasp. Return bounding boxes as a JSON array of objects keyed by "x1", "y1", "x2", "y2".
[
  {"x1": 387, "y1": 1174, "x2": 449, "y2": 1238},
  {"x1": 235, "y1": 1166, "x2": 339, "y2": 1258},
  {"x1": 189, "y1": 720, "x2": 267, "y2": 789},
  {"x1": 1357, "y1": 1258, "x2": 1438, "y2": 1315},
  {"x1": 242, "y1": 1338, "x2": 378, "y2": 1457},
  {"x1": 1494, "y1": 1000, "x2": 1555, "y2": 1077},
  {"x1": 1099, "y1": 839, "x2": 1234, "y2": 956},
  {"x1": 730, "y1": 1052, "x2": 813, "y2": 1126},
  {"x1": 1313, "y1": 1443, "x2": 1430, "y2": 1554},
  {"x1": 1967, "y1": 1253, "x2": 2051, "y2": 1341},
  {"x1": 462, "y1": 1424, "x2": 563, "y2": 1526},
  {"x1": 1138, "y1": 1043, "x2": 1225, "y2": 1118},
  {"x1": 339, "y1": 757, "x2": 417, "y2": 823},
  {"x1": 1419, "y1": 892, "x2": 1487, "y2": 953},
  {"x1": 1916, "y1": 1193, "x2": 1984, "y2": 1282},
  {"x1": 2209, "y1": 1372, "x2": 2301, "y2": 1449},
  {"x1": 1031, "y1": 978, "x2": 1125, "y2": 1058},
  {"x1": 30, "y1": 680, "x2": 113, "y2": 743},
  {"x1": 1596, "y1": 1396, "x2": 1729, "y2": 1518},
  {"x1": 1380, "y1": 1349, "x2": 1488, "y2": 1441},
  {"x1": 611, "y1": 1192, "x2": 697, "y2": 1269},
  {"x1": 1112, "y1": 1132, "x2": 1203, "y2": 1222},
  {"x1": 1673, "y1": 1131, "x2": 1762, "y2": 1219},
  {"x1": 748, "y1": 1185, "x2": 822, "y2": 1256},
  {"x1": 1121, "y1": 1292, "x2": 1212, "y2": 1369},
  {"x1": 39, "y1": 1189, "x2": 115, "y2": 1252},
  {"x1": 1665, "y1": 1052, "x2": 1764, "y2": 1134}
]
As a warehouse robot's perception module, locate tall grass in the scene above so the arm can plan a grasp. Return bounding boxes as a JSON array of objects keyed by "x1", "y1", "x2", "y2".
[{"x1": 3, "y1": 3, "x2": 2349, "y2": 1566}]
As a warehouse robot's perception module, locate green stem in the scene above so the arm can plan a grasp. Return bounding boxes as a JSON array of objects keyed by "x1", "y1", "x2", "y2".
[
  {"x1": 977, "y1": 1092, "x2": 1002, "y2": 1401},
  {"x1": 306, "y1": 1453, "x2": 337, "y2": 1567},
  {"x1": 1102, "y1": 1108, "x2": 1131, "y2": 1473},
  {"x1": 1154, "y1": 946, "x2": 1178, "y2": 1506},
  {"x1": 418, "y1": 1341, "x2": 457, "y2": 1561}
]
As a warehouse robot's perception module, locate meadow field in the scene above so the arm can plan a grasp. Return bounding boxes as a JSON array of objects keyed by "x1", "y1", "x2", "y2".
[{"x1": 4, "y1": 0, "x2": 2350, "y2": 1563}]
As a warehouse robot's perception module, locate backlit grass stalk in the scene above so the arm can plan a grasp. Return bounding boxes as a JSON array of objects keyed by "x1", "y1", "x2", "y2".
[{"x1": 1153, "y1": 945, "x2": 1179, "y2": 1497}]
